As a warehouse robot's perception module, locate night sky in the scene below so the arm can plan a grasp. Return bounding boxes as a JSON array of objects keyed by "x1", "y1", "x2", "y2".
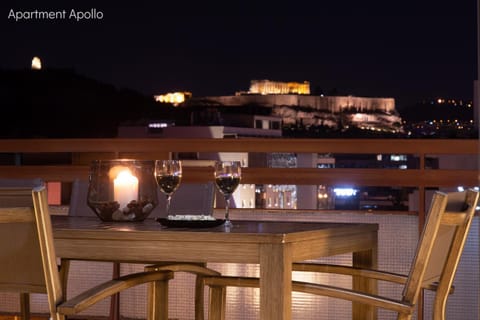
[{"x1": 1, "y1": 1, "x2": 477, "y2": 109}]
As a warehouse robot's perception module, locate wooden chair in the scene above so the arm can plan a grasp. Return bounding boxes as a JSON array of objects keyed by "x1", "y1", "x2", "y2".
[
  {"x1": 202, "y1": 189, "x2": 479, "y2": 320},
  {"x1": 0, "y1": 178, "x2": 45, "y2": 320},
  {"x1": 0, "y1": 186, "x2": 174, "y2": 320},
  {"x1": 145, "y1": 263, "x2": 221, "y2": 320}
]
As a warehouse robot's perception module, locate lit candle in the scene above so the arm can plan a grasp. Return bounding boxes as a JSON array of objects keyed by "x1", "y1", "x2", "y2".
[{"x1": 114, "y1": 169, "x2": 139, "y2": 209}]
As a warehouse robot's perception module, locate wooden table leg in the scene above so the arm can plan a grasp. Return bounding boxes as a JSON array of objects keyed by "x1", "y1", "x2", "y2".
[
  {"x1": 110, "y1": 262, "x2": 121, "y2": 320},
  {"x1": 259, "y1": 243, "x2": 293, "y2": 320},
  {"x1": 20, "y1": 293, "x2": 30, "y2": 320},
  {"x1": 352, "y1": 237, "x2": 378, "y2": 320}
]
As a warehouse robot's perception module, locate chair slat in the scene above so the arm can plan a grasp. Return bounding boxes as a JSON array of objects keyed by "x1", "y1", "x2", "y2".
[{"x1": 0, "y1": 207, "x2": 35, "y2": 223}]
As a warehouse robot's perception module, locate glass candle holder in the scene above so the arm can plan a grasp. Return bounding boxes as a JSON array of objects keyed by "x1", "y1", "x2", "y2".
[{"x1": 87, "y1": 159, "x2": 158, "y2": 221}]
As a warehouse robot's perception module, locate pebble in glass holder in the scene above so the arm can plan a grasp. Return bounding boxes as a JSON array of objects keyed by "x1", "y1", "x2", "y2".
[{"x1": 87, "y1": 159, "x2": 159, "y2": 221}]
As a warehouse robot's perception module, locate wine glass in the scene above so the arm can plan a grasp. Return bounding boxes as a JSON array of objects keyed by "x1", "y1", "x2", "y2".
[
  {"x1": 214, "y1": 161, "x2": 241, "y2": 227},
  {"x1": 154, "y1": 160, "x2": 182, "y2": 217}
]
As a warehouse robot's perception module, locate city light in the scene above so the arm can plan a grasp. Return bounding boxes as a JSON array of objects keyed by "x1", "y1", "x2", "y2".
[
  {"x1": 333, "y1": 188, "x2": 358, "y2": 197},
  {"x1": 154, "y1": 92, "x2": 192, "y2": 106},
  {"x1": 31, "y1": 56, "x2": 42, "y2": 70},
  {"x1": 148, "y1": 122, "x2": 168, "y2": 128}
]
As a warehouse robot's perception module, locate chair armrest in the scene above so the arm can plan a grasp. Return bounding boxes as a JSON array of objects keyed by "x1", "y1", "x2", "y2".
[
  {"x1": 292, "y1": 280, "x2": 413, "y2": 314},
  {"x1": 293, "y1": 263, "x2": 408, "y2": 285},
  {"x1": 145, "y1": 263, "x2": 221, "y2": 276},
  {"x1": 293, "y1": 263, "x2": 454, "y2": 294},
  {"x1": 57, "y1": 270, "x2": 173, "y2": 315},
  {"x1": 203, "y1": 275, "x2": 413, "y2": 315}
]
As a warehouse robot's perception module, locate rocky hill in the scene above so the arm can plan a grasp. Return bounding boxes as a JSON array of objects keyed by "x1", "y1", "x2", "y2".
[{"x1": 0, "y1": 68, "x2": 170, "y2": 138}]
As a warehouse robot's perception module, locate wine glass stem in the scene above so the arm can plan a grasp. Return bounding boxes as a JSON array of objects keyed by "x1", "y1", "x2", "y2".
[
  {"x1": 225, "y1": 195, "x2": 231, "y2": 225},
  {"x1": 166, "y1": 195, "x2": 172, "y2": 216}
]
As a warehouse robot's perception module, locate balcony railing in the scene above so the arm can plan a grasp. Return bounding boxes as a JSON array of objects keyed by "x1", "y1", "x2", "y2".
[{"x1": 0, "y1": 137, "x2": 477, "y2": 219}]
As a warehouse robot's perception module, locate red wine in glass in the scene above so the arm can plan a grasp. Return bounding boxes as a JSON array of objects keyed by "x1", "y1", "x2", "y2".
[{"x1": 214, "y1": 161, "x2": 241, "y2": 227}]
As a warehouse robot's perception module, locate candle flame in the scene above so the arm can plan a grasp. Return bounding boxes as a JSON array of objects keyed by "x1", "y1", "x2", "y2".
[
  {"x1": 109, "y1": 166, "x2": 130, "y2": 179},
  {"x1": 116, "y1": 170, "x2": 138, "y2": 183}
]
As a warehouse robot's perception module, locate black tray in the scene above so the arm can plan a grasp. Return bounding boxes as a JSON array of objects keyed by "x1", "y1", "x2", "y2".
[{"x1": 156, "y1": 218, "x2": 225, "y2": 228}]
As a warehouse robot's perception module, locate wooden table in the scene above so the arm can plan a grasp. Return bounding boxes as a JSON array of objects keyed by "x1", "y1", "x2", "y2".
[{"x1": 52, "y1": 216, "x2": 378, "y2": 320}]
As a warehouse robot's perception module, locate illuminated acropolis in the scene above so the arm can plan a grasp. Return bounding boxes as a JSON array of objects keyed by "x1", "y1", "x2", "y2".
[
  {"x1": 247, "y1": 80, "x2": 310, "y2": 95},
  {"x1": 169, "y1": 80, "x2": 397, "y2": 116}
]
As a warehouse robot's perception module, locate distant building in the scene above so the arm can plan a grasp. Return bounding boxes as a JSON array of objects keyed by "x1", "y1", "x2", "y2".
[
  {"x1": 118, "y1": 114, "x2": 282, "y2": 139},
  {"x1": 154, "y1": 91, "x2": 192, "y2": 106},
  {"x1": 240, "y1": 79, "x2": 311, "y2": 95}
]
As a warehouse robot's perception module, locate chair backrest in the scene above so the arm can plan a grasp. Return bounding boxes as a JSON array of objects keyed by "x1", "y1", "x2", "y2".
[
  {"x1": 31, "y1": 186, "x2": 64, "y2": 315},
  {"x1": 0, "y1": 188, "x2": 46, "y2": 293},
  {"x1": 0, "y1": 187, "x2": 64, "y2": 317},
  {"x1": 69, "y1": 179, "x2": 93, "y2": 217},
  {"x1": 403, "y1": 189, "x2": 479, "y2": 306},
  {"x1": 0, "y1": 178, "x2": 44, "y2": 208},
  {"x1": 0, "y1": 178, "x2": 44, "y2": 189}
]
